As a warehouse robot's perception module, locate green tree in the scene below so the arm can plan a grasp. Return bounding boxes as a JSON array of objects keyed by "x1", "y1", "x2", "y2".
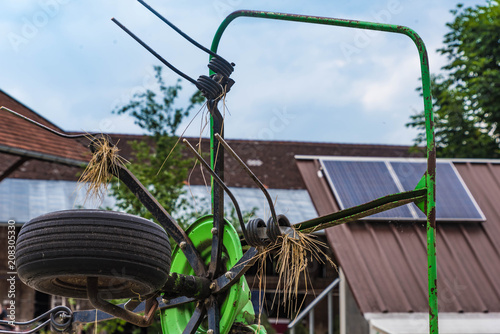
[
  {"x1": 110, "y1": 66, "x2": 204, "y2": 227},
  {"x1": 407, "y1": 1, "x2": 500, "y2": 158}
]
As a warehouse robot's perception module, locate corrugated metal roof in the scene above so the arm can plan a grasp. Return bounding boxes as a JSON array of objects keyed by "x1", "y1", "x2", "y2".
[
  {"x1": 181, "y1": 185, "x2": 317, "y2": 225},
  {"x1": 0, "y1": 178, "x2": 116, "y2": 224},
  {"x1": 0, "y1": 179, "x2": 316, "y2": 227},
  {"x1": 297, "y1": 158, "x2": 500, "y2": 313}
]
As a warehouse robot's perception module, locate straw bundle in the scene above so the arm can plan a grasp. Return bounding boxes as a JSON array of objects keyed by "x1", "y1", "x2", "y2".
[
  {"x1": 255, "y1": 229, "x2": 336, "y2": 320},
  {"x1": 78, "y1": 135, "x2": 127, "y2": 203}
]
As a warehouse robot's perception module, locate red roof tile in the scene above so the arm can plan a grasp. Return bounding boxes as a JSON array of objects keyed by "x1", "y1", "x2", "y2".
[{"x1": 0, "y1": 90, "x2": 89, "y2": 164}]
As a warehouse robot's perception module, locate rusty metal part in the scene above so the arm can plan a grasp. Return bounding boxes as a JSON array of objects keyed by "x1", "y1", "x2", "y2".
[
  {"x1": 124, "y1": 299, "x2": 142, "y2": 311},
  {"x1": 86, "y1": 277, "x2": 158, "y2": 327},
  {"x1": 162, "y1": 273, "x2": 212, "y2": 299}
]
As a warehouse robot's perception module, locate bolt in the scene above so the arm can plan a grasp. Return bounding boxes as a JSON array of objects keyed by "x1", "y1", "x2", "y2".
[
  {"x1": 225, "y1": 271, "x2": 233, "y2": 280},
  {"x1": 210, "y1": 282, "x2": 216, "y2": 290},
  {"x1": 211, "y1": 227, "x2": 218, "y2": 235},
  {"x1": 207, "y1": 330, "x2": 214, "y2": 334},
  {"x1": 162, "y1": 298, "x2": 169, "y2": 305},
  {"x1": 179, "y1": 241, "x2": 187, "y2": 250}
]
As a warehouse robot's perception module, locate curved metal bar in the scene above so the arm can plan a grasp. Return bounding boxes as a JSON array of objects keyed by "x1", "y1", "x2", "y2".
[
  {"x1": 0, "y1": 320, "x2": 50, "y2": 334},
  {"x1": 182, "y1": 138, "x2": 248, "y2": 239},
  {"x1": 0, "y1": 106, "x2": 91, "y2": 139},
  {"x1": 213, "y1": 133, "x2": 279, "y2": 234},
  {"x1": 137, "y1": 0, "x2": 229, "y2": 64},
  {"x1": 72, "y1": 297, "x2": 195, "y2": 325},
  {"x1": 0, "y1": 305, "x2": 72, "y2": 334},
  {"x1": 112, "y1": 18, "x2": 198, "y2": 86},
  {"x1": 209, "y1": 10, "x2": 437, "y2": 334},
  {"x1": 86, "y1": 277, "x2": 158, "y2": 327}
]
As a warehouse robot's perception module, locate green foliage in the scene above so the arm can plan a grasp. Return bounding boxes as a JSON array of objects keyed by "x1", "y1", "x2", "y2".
[
  {"x1": 110, "y1": 66, "x2": 203, "y2": 227},
  {"x1": 407, "y1": 1, "x2": 500, "y2": 158}
]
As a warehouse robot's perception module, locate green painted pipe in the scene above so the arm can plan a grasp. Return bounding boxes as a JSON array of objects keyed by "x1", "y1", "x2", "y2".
[{"x1": 209, "y1": 10, "x2": 438, "y2": 334}]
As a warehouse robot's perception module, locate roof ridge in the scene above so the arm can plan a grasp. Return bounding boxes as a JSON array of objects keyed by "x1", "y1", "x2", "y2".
[{"x1": 0, "y1": 89, "x2": 64, "y2": 132}]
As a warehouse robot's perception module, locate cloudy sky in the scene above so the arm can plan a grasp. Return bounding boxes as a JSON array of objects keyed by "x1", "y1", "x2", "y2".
[{"x1": 0, "y1": 0, "x2": 485, "y2": 145}]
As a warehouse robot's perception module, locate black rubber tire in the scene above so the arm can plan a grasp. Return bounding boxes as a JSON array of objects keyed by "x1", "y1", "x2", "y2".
[{"x1": 16, "y1": 209, "x2": 171, "y2": 299}]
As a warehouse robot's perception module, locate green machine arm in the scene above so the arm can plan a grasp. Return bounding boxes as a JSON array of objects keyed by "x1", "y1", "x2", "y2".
[{"x1": 209, "y1": 11, "x2": 438, "y2": 334}]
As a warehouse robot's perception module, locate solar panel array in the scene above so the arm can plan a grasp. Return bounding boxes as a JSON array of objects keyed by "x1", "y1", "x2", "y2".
[{"x1": 320, "y1": 158, "x2": 485, "y2": 222}]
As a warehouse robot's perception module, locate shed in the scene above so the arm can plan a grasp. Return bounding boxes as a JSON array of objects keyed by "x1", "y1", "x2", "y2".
[{"x1": 297, "y1": 156, "x2": 500, "y2": 333}]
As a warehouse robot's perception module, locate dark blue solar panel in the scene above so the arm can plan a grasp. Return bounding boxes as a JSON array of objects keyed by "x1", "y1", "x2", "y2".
[
  {"x1": 391, "y1": 161, "x2": 484, "y2": 221},
  {"x1": 321, "y1": 160, "x2": 413, "y2": 219}
]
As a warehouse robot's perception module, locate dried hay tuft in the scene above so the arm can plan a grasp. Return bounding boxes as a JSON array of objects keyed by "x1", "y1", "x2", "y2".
[
  {"x1": 78, "y1": 135, "x2": 127, "y2": 204},
  {"x1": 254, "y1": 229, "x2": 336, "y2": 321}
]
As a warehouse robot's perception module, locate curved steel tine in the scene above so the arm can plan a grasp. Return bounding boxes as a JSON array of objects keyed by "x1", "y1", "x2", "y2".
[
  {"x1": 214, "y1": 133, "x2": 279, "y2": 229},
  {"x1": 182, "y1": 304, "x2": 206, "y2": 334},
  {"x1": 0, "y1": 106, "x2": 92, "y2": 139},
  {"x1": 137, "y1": 0, "x2": 229, "y2": 63},
  {"x1": 111, "y1": 18, "x2": 198, "y2": 86},
  {"x1": 182, "y1": 139, "x2": 248, "y2": 238}
]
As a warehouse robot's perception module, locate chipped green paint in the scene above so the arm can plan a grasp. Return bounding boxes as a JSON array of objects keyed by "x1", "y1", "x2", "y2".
[{"x1": 210, "y1": 11, "x2": 437, "y2": 334}]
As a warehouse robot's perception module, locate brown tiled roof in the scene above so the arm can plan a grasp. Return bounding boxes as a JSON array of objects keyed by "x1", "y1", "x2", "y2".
[
  {"x1": 297, "y1": 158, "x2": 500, "y2": 313},
  {"x1": 0, "y1": 90, "x2": 89, "y2": 164}
]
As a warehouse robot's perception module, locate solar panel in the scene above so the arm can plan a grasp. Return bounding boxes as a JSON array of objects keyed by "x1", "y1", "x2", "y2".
[
  {"x1": 391, "y1": 161, "x2": 485, "y2": 221},
  {"x1": 320, "y1": 158, "x2": 485, "y2": 222},
  {"x1": 321, "y1": 160, "x2": 414, "y2": 219}
]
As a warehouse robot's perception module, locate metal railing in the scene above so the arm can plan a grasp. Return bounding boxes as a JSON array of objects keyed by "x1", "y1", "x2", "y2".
[{"x1": 288, "y1": 278, "x2": 340, "y2": 334}]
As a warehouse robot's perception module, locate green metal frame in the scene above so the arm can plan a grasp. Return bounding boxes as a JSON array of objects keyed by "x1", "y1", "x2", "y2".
[{"x1": 208, "y1": 11, "x2": 438, "y2": 334}]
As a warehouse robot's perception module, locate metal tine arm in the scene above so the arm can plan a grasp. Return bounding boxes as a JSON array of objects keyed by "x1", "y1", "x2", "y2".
[
  {"x1": 213, "y1": 133, "x2": 279, "y2": 229},
  {"x1": 112, "y1": 18, "x2": 198, "y2": 86},
  {"x1": 0, "y1": 106, "x2": 92, "y2": 139},
  {"x1": 182, "y1": 139, "x2": 248, "y2": 238},
  {"x1": 138, "y1": 0, "x2": 229, "y2": 64},
  {"x1": 0, "y1": 305, "x2": 72, "y2": 334}
]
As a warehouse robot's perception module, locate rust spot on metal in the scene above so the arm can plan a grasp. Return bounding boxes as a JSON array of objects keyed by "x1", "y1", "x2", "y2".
[{"x1": 429, "y1": 207, "x2": 436, "y2": 229}]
